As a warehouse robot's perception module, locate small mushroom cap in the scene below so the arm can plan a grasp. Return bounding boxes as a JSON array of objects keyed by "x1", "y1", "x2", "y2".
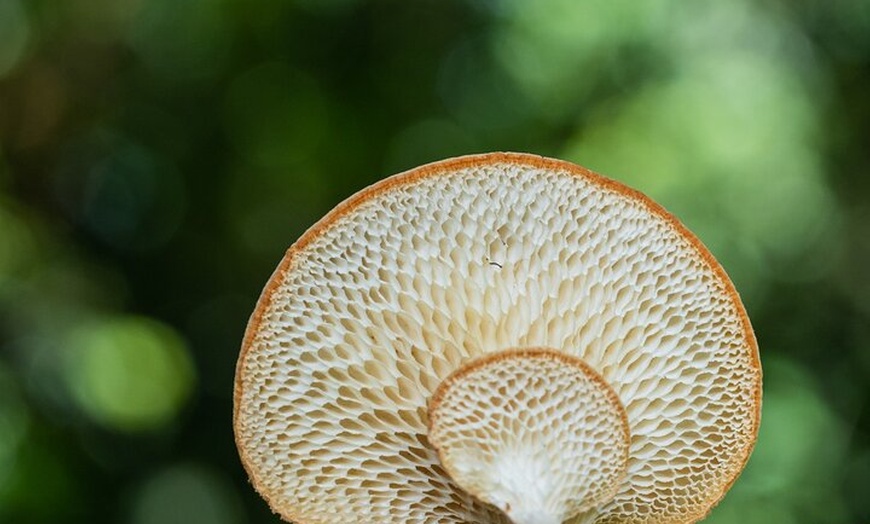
[
  {"x1": 234, "y1": 152, "x2": 761, "y2": 524},
  {"x1": 428, "y1": 348, "x2": 630, "y2": 524}
]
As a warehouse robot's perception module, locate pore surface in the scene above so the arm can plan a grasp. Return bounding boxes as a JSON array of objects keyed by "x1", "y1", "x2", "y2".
[
  {"x1": 234, "y1": 156, "x2": 760, "y2": 524},
  {"x1": 428, "y1": 348, "x2": 630, "y2": 524}
]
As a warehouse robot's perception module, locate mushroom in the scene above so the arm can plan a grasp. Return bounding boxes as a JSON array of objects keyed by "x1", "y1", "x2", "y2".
[
  {"x1": 234, "y1": 152, "x2": 761, "y2": 524},
  {"x1": 428, "y1": 347, "x2": 630, "y2": 524}
]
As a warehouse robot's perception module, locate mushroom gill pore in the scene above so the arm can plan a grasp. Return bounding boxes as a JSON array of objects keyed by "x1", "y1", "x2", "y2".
[{"x1": 233, "y1": 152, "x2": 762, "y2": 524}]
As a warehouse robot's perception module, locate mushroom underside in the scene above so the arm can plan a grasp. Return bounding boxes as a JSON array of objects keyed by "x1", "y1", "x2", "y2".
[
  {"x1": 234, "y1": 153, "x2": 761, "y2": 524},
  {"x1": 428, "y1": 348, "x2": 630, "y2": 524}
]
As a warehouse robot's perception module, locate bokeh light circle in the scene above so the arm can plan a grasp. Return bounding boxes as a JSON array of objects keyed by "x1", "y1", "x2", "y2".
[{"x1": 64, "y1": 316, "x2": 195, "y2": 432}]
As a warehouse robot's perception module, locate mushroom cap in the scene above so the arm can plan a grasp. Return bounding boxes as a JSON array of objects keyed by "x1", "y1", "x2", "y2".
[
  {"x1": 428, "y1": 347, "x2": 630, "y2": 524},
  {"x1": 234, "y1": 152, "x2": 761, "y2": 524}
]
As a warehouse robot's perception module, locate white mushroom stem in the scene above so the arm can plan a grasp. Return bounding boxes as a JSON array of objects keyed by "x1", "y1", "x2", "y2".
[
  {"x1": 504, "y1": 505, "x2": 560, "y2": 524},
  {"x1": 427, "y1": 348, "x2": 630, "y2": 524}
]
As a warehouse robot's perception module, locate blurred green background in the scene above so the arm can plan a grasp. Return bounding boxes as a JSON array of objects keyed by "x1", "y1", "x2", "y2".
[{"x1": 0, "y1": 0, "x2": 869, "y2": 522}]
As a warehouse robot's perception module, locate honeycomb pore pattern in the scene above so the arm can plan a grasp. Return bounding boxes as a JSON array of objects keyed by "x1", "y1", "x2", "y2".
[
  {"x1": 428, "y1": 348, "x2": 630, "y2": 524},
  {"x1": 234, "y1": 153, "x2": 761, "y2": 524}
]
